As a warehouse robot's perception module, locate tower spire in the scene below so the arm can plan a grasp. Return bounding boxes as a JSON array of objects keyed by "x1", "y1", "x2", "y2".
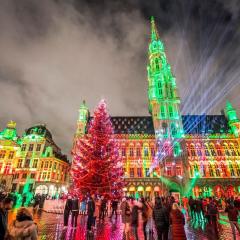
[{"x1": 150, "y1": 16, "x2": 159, "y2": 41}]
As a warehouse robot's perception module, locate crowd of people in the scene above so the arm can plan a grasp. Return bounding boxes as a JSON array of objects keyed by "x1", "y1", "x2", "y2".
[{"x1": 0, "y1": 190, "x2": 240, "y2": 239}]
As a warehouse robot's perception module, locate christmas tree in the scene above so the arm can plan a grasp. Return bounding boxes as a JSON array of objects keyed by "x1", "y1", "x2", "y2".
[{"x1": 71, "y1": 100, "x2": 124, "y2": 198}]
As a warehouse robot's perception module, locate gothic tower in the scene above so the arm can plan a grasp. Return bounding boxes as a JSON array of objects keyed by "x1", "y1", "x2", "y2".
[
  {"x1": 147, "y1": 17, "x2": 184, "y2": 178},
  {"x1": 76, "y1": 100, "x2": 89, "y2": 137},
  {"x1": 225, "y1": 101, "x2": 240, "y2": 137}
]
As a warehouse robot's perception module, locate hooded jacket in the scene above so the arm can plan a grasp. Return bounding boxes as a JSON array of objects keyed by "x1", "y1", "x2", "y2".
[{"x1": 8, "y1": 220, "x2": 38, "y2": 240}]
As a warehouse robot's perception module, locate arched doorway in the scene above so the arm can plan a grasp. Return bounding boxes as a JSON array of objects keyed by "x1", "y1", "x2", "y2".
[
  {"x1": 35, "y1": 185, "x2": 48, "y2": 195},
  {"x1": 154, "y1": 186, "x2": 161, "y2": 197},
  {"x1": 137, "y1": 186, "x2": 144, "y2": 198},
  {"x1": 145, "y1": 186, "x2": 152, "y2": 198},
  {"x1": 128, "y1": 186, "x2": 136, "y2": 198}
]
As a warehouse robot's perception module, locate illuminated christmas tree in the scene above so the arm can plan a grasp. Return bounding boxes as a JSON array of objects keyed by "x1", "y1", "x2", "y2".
[{"x1": 71, "y1": 100, "x2": 124, "y2": 198}]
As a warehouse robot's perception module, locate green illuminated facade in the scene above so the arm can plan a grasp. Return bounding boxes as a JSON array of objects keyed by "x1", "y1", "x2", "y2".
[{"x1": 73, "y1": 17, "x2": 240, "y2": 198}]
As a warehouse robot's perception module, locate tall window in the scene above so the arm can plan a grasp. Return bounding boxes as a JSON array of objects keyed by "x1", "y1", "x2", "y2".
[
  {"x1": 144, "y1": 147, "x2": 149, "y2": 157},
  {"x1": 174, "y1": 142, "x2": 181, "y2": 156},
  {"x1": 129, "y1": 148, "x2": 134, "y2": 157},
  {"x1": 136, "y1": 148, "x2": 141, "y2": 157},
  {"x1": 221, "y1": 163, "x2": 227, "y2": 177},
  {"x1": 166, "y1": 167, "x2": 172, "y2": 176},
  {"x1": 32, "y1": 159, "x2": 38, "y2": 168},
  {"x1": 229, "y1": 163, "x2": 235, "y2": 176},
  {"x1": 224, "y1": 144, "x2": 230, "y2": 156},
  {"x1": 122, "y1": 148, "x2": 126, "y2": 157},
  {"x1": 210, "y1": 144, "x2": 216, "y2": 156},
  {"x1": 44, "y1": 161, "x2": 49, "y2": 168},
  {"x1": 36, "y1": 144, "x2": 41, "y2": 152},
  {"x1": 22, "y1": 173, "x2": 27, "y2": 179},
  {"x1": 151, "y1": 148, "x2": 155, "y2": 157},
  {"x1": 0, "y1": 151, "x2": 6, "y2": 159},
  {"x1": 17, "y1": 159, "x2": 23, "y2": 168},
  {"x1": 162, "y1": 122, "x2": 168, "y2": 138},
  {"x1": 215, "y1": 164, "x2": 220, "y2": 177},
  {"x1": 8, "y1": 151, "x2": 14, "y2": 159},
  {"x1": 161, "y1": 105, "x2": 165, "y2": 118},
  {"x1": 130, "y1": 168, "x2": 134, "y2": 178},
  {"x1": 29, "y1": 144, "x2": 34, "y2": 151},
  {"x1": 209, "y1": 164, "x2": 214, "y2": 177},
  {"x1": 155, "y1": 58, "x2": 159, "y2": 71},
  {"x1": 169, "y1": 106, "x2": 173, "y2": 118},
  {"x1": 171, "y1": 123, "x2": 177, "y2": 137},
  {"x1": 230, "y1": 144, "x2": 236, "y2": 156},
  {"x1": 176, "y1": 166, "x2": 181, "y2": 175},
  {"x1": 145, "y1": 168, "x2": 150, "y2": 177},
  {"x1": 235, "y1": 163, "x2": 240, "y2": 176},
  {"x1": 24, "y1": 159, "x2": 30, "y2": 168},
  {"x1": 21, "y1": 144, "x2": 26, "y2": 151},
  {"x1": 137, "y1": 168, "x2": 142, "y2": 177}
]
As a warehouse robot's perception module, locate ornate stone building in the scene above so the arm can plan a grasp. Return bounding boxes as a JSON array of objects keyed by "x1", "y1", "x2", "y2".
[{"x1": 72, "y1": 17, "x2": 240, "y2": 198}]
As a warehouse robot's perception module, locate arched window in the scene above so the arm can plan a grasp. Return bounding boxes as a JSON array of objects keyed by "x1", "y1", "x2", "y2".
[
  {"x1": 155, "y1": 58, "x2": 160, "y2": 71},
  {"x1": 200, "y1": 163, "x2": 206, "y2": 177},
  {"x1": 210, "y1": 143, "x2": 216, "y2": 156},
  {"x1": 196, "y1": 144, "x2": 202, "y2": 156},
  {"x1": 173, "y1": 142, "x2": 181, "y2": 157},
  {"x1": 194, "y1": 163, "x2": 199, "y2": 176},
  {"x1": 144, "y1": 147, "x2": 149, "y2": 157},
  {"x1": 230, "y1": 143, "x2": 236, "y2": 156},
  {"x1": 171, "y1": 123, "x2": 177, "y2": 137},
  {"x1": 161, "y1": 105, "x2": 165, "y2": 118},
  {"x1": 235, "y1": 163, "x2": 240, "y2": 176},
  {"x1": 204, "y1": 144, "x2": 210, "y2": 156},
  {"x1": 224, "y1": 143, "x2": 230, "y2": 156},
  {"x1": 229, "y1": 162, "x2": 235, "y2": 176},
  {"x1": 209, "y1": 164, "x2": 214, "y2": 177},
  {"x1": 220, "y1": 162, "x2": 227, "y2": 177},
  {"x1": 215, "y1": 163, "x2": 220, "y2": 177},
  {"x1": 190, "y1": 144, "x2": 196, "y2": 157},
  {"x1": 169, "y1": 105, "x2": 173, "y2": 118},
  {"x1": 162, "y1": 122, "x2": 168, "y2": 138}
]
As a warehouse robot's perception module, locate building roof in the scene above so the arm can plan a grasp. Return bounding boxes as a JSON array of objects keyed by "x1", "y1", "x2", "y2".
[
  {"x1": 25, "y1": 125, "x2": 53, "y2": 139},
  {"x1": 89, "y1": 114, "x2": 230, "y2": 135},
  {"x1": 182, "y1": 115, "x2": 230, "y2": 134},
  {"x1": 111, "y1": 117, "x2": 155, "y2": 135}
]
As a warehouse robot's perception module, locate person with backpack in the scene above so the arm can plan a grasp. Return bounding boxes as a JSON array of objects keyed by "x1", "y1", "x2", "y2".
[
  {"x1": 225, "y1": 202, "x2": 240, "y2": 240},
  {"x1": 8, "y1": 207, "x2": 38, "y2": 240},
  {"x1": 153, "y1": 197, "x2": 169, "y2": 240}
]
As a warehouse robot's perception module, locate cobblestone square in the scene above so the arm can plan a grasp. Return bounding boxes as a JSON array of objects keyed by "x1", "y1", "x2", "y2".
[{"x1": 8, "y1": 210, "x2": 240, "y2": 240}]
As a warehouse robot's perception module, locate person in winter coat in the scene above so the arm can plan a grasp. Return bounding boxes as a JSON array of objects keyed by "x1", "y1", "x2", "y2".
[
  {"x1": 170, "y1": 203, "x2": 186, "y2": 240},
  {"x1": 8, "y1": 207, "x2": 38, "y2": 240},
  {"x1": 87, "y1": 194, "x2": 95, "y2": 232},
  {"x1": 120, "y1": 197, "x2": 131, "y2": 240},
  {"x1": 63, "y1": 195, "x2": 72, "y2": 228},
  {"x1": 71, "y1": 195, "x2": 79, "y2": 228},
  {"x1": 0, "y1": 197, "x2": 13, "y2": 239},
  {"x1": 140, "y1": 198, "x2": 149, "y2": 240},
  {"x1": 153, "y1": 197, "x2": 169, "y2": 240},
  {"x1": 131, "y1": 200, "x2": 139, "y2": 240},
  {"x1": 225, "y1": 203, "x2": 240, "y2": 240}
]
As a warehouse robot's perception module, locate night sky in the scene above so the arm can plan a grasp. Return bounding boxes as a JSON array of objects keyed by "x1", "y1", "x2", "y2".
[{"x1": 0, "y1": 0, "x2": 239, "y2": 156}]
